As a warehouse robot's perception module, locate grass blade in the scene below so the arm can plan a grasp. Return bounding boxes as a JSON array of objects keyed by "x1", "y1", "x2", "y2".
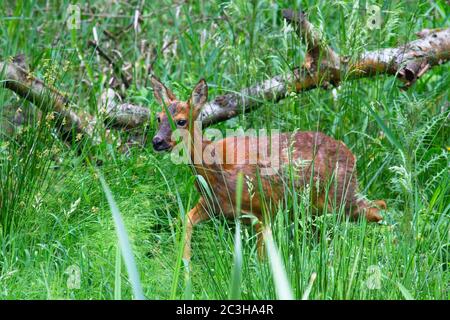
[
  {"x1": 114, "y1": 245, "x2": 122, "y2": 300},
  {"x1": 99, "y1": 173, "x2": 145, "y2": 300},
  {"x1": 301, "y1": 272, "x2": 317, "y2": 300},
  {"x1": 183, "y1": 259, "x2": 193, "y2": 299},
  {"x1": 263, "y1": 227, "x2": 294, "y2": 300},
  {"x1": 367, "y1": 103, "x2": 404, "y2": 152},
  {"x1": 229, "y1": 173, "x2": 244, "y2": 299},
  {"x1": 397, "y1": 282, "x2": 414, "y2": 300}
]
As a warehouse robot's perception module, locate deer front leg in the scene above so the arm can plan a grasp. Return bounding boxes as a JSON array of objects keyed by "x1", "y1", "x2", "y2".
[{"x1": 184, "y1": 198, "x2": 210, "y2": 262}]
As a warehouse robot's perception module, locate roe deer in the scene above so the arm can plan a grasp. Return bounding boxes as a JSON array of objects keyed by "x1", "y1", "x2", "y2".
[{"x1": 151, "y1": 77, "x2": 386, "y2": 261}]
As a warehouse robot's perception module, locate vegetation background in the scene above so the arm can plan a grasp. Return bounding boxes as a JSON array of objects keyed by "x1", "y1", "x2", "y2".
[{"x1": 0, "y1": 0, "x2": 448, "y2": 299}]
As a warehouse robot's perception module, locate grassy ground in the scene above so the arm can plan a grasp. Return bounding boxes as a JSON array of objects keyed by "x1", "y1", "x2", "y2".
[{"x1": 0, "y1": 0, "x2": 449, "y2": 299}]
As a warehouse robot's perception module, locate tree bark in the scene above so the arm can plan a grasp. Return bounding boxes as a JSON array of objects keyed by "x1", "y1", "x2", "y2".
[
  {"x1": 198, "y1": 11, "x2": 449, "y2": 125},
  {"x1": 0, "y1": 57, "x2": 149, "y2": 144},
  {"x1": 1, "y1": 10, "x2": 449, "y2": 147},
  {"x1": 1, "y1": 55, "x2": 95, "y2": 142}
]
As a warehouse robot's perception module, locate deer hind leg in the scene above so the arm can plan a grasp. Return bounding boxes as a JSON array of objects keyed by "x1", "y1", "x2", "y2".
[
  {"x1": 349, "y1": 198, "x2": 386, "y2": 223},
  {"x1": 184, "y1": 198, "x2": 210, "y2": 262}
]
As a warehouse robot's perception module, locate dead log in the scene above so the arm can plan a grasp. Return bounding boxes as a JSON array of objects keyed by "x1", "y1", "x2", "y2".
[
  {"x1": 198, "y1": 10, "x2": 449, "y2": 125},
  {"x1": 0, "y1": 55, "x2": 95, "y2": 142},
  {"x1": 0, "y1": 56, "x2": 149, "y2": 146},
  {"x1": 1, "y1": 10, "x2": 449, "y2": 148}
]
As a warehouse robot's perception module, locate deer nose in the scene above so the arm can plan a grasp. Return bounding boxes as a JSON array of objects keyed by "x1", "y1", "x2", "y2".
[{"x1": 152, "y1": 136, "x2": 164, "y2": 148}]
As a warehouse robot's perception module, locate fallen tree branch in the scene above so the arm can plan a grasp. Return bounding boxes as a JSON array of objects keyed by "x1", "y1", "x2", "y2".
[
  {"x1": 100, "y1": 88, "x2": 150, "y2": 129},
  {"x1": 88, "y1": 40, "x2": 132, "y2": 90},
  {"x1": 1, "y1": 56, "x2": 150, "y2": 143},
  {"x1": 282, "y1": 10, "x2": 340, "y2": 74},
  {"x1": 1, "y1": 10, "x2": 449, "y2": 147},
  {"x1": 0, "y1": 55, "x2": 95, "y2": 142},
  {"x1": 198, "y1": 10, "x2": 449, "y2": 125}
]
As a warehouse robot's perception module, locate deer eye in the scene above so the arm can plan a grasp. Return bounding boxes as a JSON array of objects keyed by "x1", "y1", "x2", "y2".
[{"x1": 176, "y1": 119, "x2": 187, "y2": 127}]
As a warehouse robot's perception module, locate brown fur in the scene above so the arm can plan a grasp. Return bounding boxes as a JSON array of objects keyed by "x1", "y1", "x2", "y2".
[{"x1": 151, "y1": 77, "x2": 386, "y2": 261}]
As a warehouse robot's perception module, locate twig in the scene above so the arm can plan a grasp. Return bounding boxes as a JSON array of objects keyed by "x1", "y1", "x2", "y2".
[
  {"x1": 1, "y1": 10, "x2": 449, "y2": 149},
  {"x1": 88, "y1": 40, "x2": 131, "y2": 89}
]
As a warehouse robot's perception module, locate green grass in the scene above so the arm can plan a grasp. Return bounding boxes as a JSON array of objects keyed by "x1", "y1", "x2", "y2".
[{"x1": 0, "y1": 0, "x2": 449, "y2": 299}]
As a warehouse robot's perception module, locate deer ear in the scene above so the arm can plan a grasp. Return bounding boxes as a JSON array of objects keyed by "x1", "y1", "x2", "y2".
[
  {"x1": 190, "y1": 79, "x2": 208, "y2": 112},
  {"x1": 151, "y1": 76, "x2": 176, "y2": 106}
]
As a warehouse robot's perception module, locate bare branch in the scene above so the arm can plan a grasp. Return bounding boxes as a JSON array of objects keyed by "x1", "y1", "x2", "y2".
[
  {"x1": 348, "y1": 28, "x2": 450, "y2": 87},
  {"x1": 282, "y1": 9, "x2": 340, "y2": 71},
  {"x1": 0, "y1": 58, "x2": 149, "y2": 148},
  {"x1": 199, "y1": 16, "x2": 449, "y2": 126},
  {"x1": 88, "y1": 40, "x2": 132, "y2": 89},
  {"x1": 1, "y1": 10, "x2": 449, "y2": 147},
  {"x1": 0, "y1": 58, "x2": 95, "y2": 141}
]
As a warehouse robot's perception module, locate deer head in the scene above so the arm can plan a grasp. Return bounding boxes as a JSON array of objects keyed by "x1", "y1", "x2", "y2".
[{"x1": 151, "y1": 76, "x2": 208, "y2": 152}]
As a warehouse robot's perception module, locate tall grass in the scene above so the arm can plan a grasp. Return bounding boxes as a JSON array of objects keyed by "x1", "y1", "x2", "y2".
[
  {"x1": 99, "y1": 173, "x2": 145, "y2": 300},
  {"x1": 0, "y1": 0, "x2": 448, "y2": 299}
]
